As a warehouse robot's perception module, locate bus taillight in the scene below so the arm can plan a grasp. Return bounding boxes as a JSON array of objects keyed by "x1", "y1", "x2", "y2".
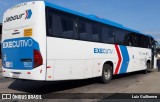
[{"x1": 34, "y1": 50, "x2": 43, "y2": 68}]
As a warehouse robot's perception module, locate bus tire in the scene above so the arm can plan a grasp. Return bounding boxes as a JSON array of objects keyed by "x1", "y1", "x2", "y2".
[{"x1": 101, "y1": 64, "x2": 112, "y2": 84}]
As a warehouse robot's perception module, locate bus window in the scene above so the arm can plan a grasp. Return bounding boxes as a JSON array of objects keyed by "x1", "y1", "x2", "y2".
[
  {"x1": 143, "y1": 36, "x2": 150, "y2": 48},
  {"x1": 115, "y1": 29, "x2": 128, "y2": 45},
  {"x1": 46, "y1": 8, "x2": 77, "y2": 39},
  {"x1": 78, "y1": 19, "x2": 92, "y2": 41},
  {"x1": 123, "y1": 33, "x2": 132, "y2": 46},
  {"x1": 78, "y1": 19, "x2": 86, "y2": 34},
  {"x1": 91, "y1": 23, "x2": 100, "y2": 42},
  {"x1": 101, "y1": 26, "x2": 115, "y2": 44},
  {"x1": 61, "y1": 15, "x2": 74, "y2": 39},
  {"x1": 131, "y1": 33, "x2": 139, "y2": 47},
  {"x1": 47, "y1": 10, "x2": 63, "y2": 37}
]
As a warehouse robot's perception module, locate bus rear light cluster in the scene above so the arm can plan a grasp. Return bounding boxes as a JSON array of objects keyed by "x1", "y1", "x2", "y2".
[
  {"x1": 27, "y1": 72, "x2": 31, "y2": 74},
  {"x1": 34, "y1": 50, "x2": 43, "y2": 68}
]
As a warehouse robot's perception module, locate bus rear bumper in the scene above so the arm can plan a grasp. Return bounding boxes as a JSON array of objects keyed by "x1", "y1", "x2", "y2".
[{"x1": 2, "y1": 66, "x2": 46, "y2": 81}]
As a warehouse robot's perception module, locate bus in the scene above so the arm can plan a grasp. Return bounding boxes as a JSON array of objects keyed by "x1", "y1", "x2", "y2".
[{"x1": 1, "y1": 1, "x2": 157, "y2": 83}]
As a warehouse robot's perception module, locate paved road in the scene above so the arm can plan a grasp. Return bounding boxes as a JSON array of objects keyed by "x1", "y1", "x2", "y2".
[{"x1": 0, "y1": 70, "x2": 160, "y2": 102}]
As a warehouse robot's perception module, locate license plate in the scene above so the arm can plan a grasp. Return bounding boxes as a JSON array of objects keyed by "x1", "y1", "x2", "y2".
[{"x1": 12, "y1": 72, "x2": 20, "y2": 78}]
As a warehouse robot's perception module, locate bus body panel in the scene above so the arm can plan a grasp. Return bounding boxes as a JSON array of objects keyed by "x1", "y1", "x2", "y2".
[
  {"x1": 2, "y1": 1, "x2": 47, "y2": 80},
  {"x1": 133, "y1": 47, "x2": 151, "y2": 71},
  {"x1": 46, "y1": 37, "x2": 151, "y2": 80}
]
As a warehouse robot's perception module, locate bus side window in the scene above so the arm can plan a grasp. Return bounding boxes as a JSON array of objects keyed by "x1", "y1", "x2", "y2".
[
  {"x1": 147, "y1": 37, "x2": 151, "y2": 48},
  {"x1": 78, "y1": 19, "x2": 89, "y2": 41},
  {"x1": 108, "y1": 30, "x2": 115, "y2": 44},
  {"x1": 145, "y1": 36, "x2": 150, "y2": 48},
  {"x1": 91, "y1": 23, "x2": 100, "y2": 42},
  {"x1": 115, "y1": 29, "x2": 124, "y2": 45},
  {"x1": 101, "y1": 25, "x2": 114, "y2": 44},
  {"x1": 47, "y1": 8, "x2": 78, "y2": 40},
  {"x1": 101, "y1": 26, "x2": 109, "y2": 43},
  {"x1": 48, "y1": 13, "x2": 52, "y2": 36},
  {"x1": 128, "y1": 33, "x2": 133, "y2": 46},
  {"x1": 51, "y1": 13, "x2": 63, "y2": 37},
  {"x1": 123, "y1": 33, "x2": 132, "y2": 46},
  {"x1": 47, "y1": 10, "x2": 63, "y2": 37},
  {"x1": 61, "y1": 16, "x2": 74, "y2": 38},
  {"x1": 78, "y1": 20, "x2": 86, "y2": 34},
  {"x1": 132, "y1": 33, "x2": 139, "y2": 47}
]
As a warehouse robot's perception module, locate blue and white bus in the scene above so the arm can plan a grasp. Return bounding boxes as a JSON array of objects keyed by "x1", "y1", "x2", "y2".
[{"x1": 1, "y1": 1, "x2": 157, "y2": 83}]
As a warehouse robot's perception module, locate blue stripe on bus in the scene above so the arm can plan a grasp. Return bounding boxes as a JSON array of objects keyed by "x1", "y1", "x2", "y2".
[{"x1": 119, "y1": 46, "x2": 130, "y2": 74}]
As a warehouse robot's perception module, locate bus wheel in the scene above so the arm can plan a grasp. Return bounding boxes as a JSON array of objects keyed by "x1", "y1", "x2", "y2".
[{"x1": 101, "y1": 64, "x2": 112, "y2": 84}]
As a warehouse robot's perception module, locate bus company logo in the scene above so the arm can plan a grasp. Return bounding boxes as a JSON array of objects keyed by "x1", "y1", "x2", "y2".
[
  {"x1": 94, "y1": 48, "x2": 114, "y2": 54},
  {"x1": 25, "y1": 9, "x2": 32, "y2": 19},
  {"x1": 4, "y1": 9, "x2": 32, "y2": 23}
]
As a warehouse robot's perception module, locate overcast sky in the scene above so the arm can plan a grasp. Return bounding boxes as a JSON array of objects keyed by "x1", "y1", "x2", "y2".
[{"x1": 0, "y1": 0, "x2": 160, "y2": 43}]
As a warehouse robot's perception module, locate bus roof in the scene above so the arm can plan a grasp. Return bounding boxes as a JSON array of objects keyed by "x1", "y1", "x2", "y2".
[{"x1": 46, "y1": 2, "x2": 150, "y2": 37}]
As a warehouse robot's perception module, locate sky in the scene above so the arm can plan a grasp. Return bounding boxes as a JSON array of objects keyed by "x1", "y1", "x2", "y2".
[{"x1": 0, "y1": 0, "x2": 160, "y2": 43}]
